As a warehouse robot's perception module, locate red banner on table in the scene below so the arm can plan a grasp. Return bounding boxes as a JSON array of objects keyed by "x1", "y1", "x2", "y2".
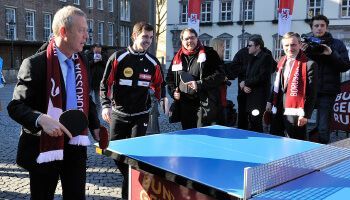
[
  {"x1": 130, "y1": 168, "x2": 216, "y2": 200},
  {"x1": 278, "y1": 0, "x2": 294, "y2": 36},
  {"x1": 188, "y1": 0, "x2": 201, "y2": 33},
  {"x1": 331, "y1": 80, "x2": 350, "y2": 132}
]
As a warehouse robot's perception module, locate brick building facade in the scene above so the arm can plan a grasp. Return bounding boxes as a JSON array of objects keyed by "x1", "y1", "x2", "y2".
[{"x1": 0, "y1": 0, "x2": 155, "y2": 82}]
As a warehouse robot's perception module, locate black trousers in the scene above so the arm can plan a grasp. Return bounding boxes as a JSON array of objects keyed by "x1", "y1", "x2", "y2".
[
  {"x1": 29, "y1": 157, "x2": 86, "y2": 200},
  {"x1": 270, "y1": 108, "x2": 307, "y2": 140},
  {"x1": 237, "y1": 94, "x2": 248, "y2": 130},
  {"x1": 110, "y1": 111, "x2": 149, "y2": 199},
  {"x1": 247, "y1": 112, "x2": 263, "y2": 133}
]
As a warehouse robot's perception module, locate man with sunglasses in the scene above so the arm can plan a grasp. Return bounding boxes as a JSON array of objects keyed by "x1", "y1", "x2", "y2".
[
  {"x1": 240, "y1": 36, "x2": 273, "y2": 132},
  {"x1": 302, "y1": 15, "x2": 350, "y2": 144}
]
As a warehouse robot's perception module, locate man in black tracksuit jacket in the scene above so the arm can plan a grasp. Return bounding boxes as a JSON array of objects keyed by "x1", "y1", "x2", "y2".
[{"x1": 100, "y1": 22, "x2": 165, "y2": 199}]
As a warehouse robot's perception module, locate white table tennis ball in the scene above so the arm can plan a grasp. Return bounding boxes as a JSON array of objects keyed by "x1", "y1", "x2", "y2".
[{"x1": 252, "y1": 109, "x2": 260, "y2": 116}]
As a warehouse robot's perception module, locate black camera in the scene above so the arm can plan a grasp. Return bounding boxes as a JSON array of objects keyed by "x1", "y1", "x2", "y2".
[{"x1": 301, "y1": 34, "x2": 325, "y2": 55}]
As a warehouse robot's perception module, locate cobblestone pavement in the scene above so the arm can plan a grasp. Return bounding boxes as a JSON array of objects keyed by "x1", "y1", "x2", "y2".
[{"x1": 0, "y1": 82, "x2": 347, "y2": 199}]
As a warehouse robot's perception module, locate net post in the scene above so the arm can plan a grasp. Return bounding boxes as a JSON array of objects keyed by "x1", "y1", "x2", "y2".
[{"x1": 243, "y1": 167, "x2": 252, "y2": 200}]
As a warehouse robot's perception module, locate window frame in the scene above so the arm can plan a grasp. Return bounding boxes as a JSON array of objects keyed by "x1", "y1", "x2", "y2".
[
  {"x1": 25, "y1": 10, "x2": 36, "y2": 41},
  {"x1": 241, "y1": 0, "x2": 254, "y2": 21},
  {"x1": 217, "y1": 33, "x2": 233, "y2": 61},
  {"x1": 43, "y1": 13, "x2": 52, "y2": 42},
  {"x1": 87, "y1": 19, "x2": 94, "y2": 45},
  {"x1": 98, "y1": 21, "x2": 104, "y2": 45},
  {"x1": 307, "y1": 0, "x2": 323, "y2": 18},
  {"x1": 108, "y1": 0, "x2": 114, "y2": 12},
  {"x1": 86, "y1": 0, "x2": 93, "y2": 9},
  {"x1": 201, "y1": 1, "x2": 212, "y2": 23},
  {"x1": 341, "y1": 0, "x2": 350, "y2": 18},
  {"x1": 180, "y1": 1, "x2": 188, "y2": 24},
  {"x1": 220, "y1": 0, "x2": 233, "y2": 22},
  {"x1": 73, "y1": 0, "x2": 80, "y2": 5},
  {"x1": 5, "y1": 8, "x2": 17, "y2": 40},
  {"x1": 108, "y1": 22, "x2": 114, "y2": 46}
]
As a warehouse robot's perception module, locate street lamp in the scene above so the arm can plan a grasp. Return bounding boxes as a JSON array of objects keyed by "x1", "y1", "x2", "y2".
[{"x1": 9, "y1": 20, "x2": 16, "y2": 69}]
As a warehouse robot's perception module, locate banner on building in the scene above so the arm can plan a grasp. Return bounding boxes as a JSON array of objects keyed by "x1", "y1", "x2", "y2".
[
  {"x1": 188, "y1": 0, "x2": 201, "y2": 33},
  {"x1": 331, "y1": 80, "x2": 350, "y2": 132},
  {"x1": 278, "y1": 0, "x2": 294, "y2": 36}
]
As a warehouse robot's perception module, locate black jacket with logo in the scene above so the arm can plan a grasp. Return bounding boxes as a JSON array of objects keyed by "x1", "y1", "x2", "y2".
[{"x1": 100, "y1": 47, "x2": 165, "y2": 115}]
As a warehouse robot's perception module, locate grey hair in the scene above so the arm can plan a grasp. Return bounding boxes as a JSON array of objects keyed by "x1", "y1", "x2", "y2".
[{"x1": 52, "y1": 5, "x2": 86, "y2": 37}]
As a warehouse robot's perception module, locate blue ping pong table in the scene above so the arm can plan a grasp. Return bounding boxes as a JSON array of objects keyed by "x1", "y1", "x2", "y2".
[{"x1": 96, "y1": 125, "x2": 350, "y2": 199}]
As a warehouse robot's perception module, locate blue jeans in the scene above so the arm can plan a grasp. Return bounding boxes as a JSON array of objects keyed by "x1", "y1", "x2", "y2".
[{"x1": 316, "y1": 95, "x2": 336, "y2": 144}]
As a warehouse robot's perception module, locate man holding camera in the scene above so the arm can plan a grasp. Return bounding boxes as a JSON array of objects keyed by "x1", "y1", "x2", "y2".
[{"x1": 302, "y1": 15, "x2": 350, "y2": 144}]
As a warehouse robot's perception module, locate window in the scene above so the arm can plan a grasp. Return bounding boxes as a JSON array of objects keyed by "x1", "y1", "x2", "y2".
[
  {"x1": 59, "y1": 0, "x2": 67, "y2": 2},
  {"x1": 198, "y1": 33, "x2": 213, "y2": 46},
  {"x1": 86, "y1": 0, "x2": 93, "y2": 8},
  {"x1": 238, "y1": 32, "x2": 251, "y2": 49},
  {"x1": 120, "y1": 0, "x2": 130, "y2": 21},
  {"x1": 25, "y1": 11, "x2": 35, "y2": 41},
  {"x1": 218, "y1": 33, "x2": 233, "y2": 61},
  {"x1": 43, "y1": 13, "x2": 52, "y2": 42},
  {"x1": 241, "y1": 0, "x2": 254, "y2": 21},
  {"x1": 108, "y1": 0, "x2": 114, "y2": 12},
  {"x1": 180, "y1": 1, "x2": 188, "y2": 23},
  {"x1": 307, "y1": 0, "x2": 323, "y2": 18},
  {"x1": 341, "y1": 0, "x2": 350, "y2": 17},
  {"x1": 87, "y1": 19, "x2": 94, "y2": 45},
  {"x1": 98, "y1": 0, "x2": 103, "y2": 10},
  {"x1": 74, "y1": 0, "x2": 80, "y2": 5},
  {"x1": 273, "y1": 34, "x2": 283, "y2": 60},
  {"x1": 201, "y1": 2, "x2": 212, "y2": 23},
  {"x1": 220, "y1": 1, "x2": 233, "y2": 22},
  {"x1": 98, "y1": 21, "x2": 104, "y2": 45},
  {"x1": 108, "y1": 23, "x2": 114, "y2": 46},
  {"x1": 120, "y1": 26, "x2": 130, "y2": 47},
  {"x1": 5, "y1": 8, "x2": 16, "y2": 40}
]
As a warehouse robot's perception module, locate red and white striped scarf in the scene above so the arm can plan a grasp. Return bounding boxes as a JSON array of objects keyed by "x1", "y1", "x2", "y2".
[
  {"x1": 272, "y1": 52, "x2": 307, "y2": 117},
  {"x1": 36, "y1": 38, "x2": 90, "y2": 164}
]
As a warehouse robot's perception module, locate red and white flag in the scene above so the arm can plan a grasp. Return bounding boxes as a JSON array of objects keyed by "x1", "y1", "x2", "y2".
[
  {"x1": 188, "y1": 0, "x2": 201, "y2": 33},
  {"x1": 278, "y1": 0, "x2": 294, "y2": 36}
]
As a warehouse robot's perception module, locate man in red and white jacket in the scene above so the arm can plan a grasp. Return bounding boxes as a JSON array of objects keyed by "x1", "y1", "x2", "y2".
[{"x1": 100, "y1": 21, "x2": 166, "y2": 199}]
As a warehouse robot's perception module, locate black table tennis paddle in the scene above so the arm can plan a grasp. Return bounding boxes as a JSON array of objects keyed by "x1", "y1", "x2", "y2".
[
  {"x1": 59, "y1": 109, "x2": 88, "y2": 138},
  {"x1": 99, "y1": 126, "x2": 109, "y2": 149},
  {"x1": 180, "y1": 72, "x2": 194, "y2": 83}
]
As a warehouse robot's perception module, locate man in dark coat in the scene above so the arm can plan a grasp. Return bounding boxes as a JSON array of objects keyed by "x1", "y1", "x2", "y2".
[
  {"x1": 225, "y1": 34, "x2": 276, "y2": 130},
  {"x1": 302, "y1": 15, "x2": 350, "y2": 144},
  {"x1": 240, "y1": 37, "x2": 273, "y2": 132},
  {"x1": 166, "y1": 28, "x2": 225, "y2": 129},
  {"x1": 267, "y1": 32, "x2": 318, "y2": 140},
  {"x1": 87, "y1": 43, "x2": 106, "y2": 114},
  {"x1": 7, "y1": 6, "x2": 100, "y2": 199}
]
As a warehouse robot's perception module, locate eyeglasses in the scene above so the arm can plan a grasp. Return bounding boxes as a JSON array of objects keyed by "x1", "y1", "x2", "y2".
[
  {"x1": 247, "y1": 44, "x2": 255, "y2": 47},
  {"x1": 182, "y1": 36, "x2": 197, "y2": 41}
]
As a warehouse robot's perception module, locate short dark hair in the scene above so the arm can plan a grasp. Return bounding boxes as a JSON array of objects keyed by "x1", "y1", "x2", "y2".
[
  {"x1": 132, "y1": 21, "x2": 154, "y2": 36},
  {"x1": 310, "y1": 15, "x2": 329, "y2": 29},
  {"x1": 93, "y1": 43, "x2": 101, "y2": 48},
  {"x1": 249, "y1": 37, "x2": 264, "y2": 48},
  {"x1": 180, "y1": 28, "x2": 198, "y2": 40}
]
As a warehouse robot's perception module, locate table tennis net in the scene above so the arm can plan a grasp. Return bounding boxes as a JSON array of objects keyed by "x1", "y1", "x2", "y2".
[{"x1": 243, "y1": 138, "x2": 350, "y2": 199}]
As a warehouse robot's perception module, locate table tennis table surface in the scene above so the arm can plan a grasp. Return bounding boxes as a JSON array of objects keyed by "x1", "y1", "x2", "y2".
[{"x1": 100, "y1": 125, "x2": 350, "y2": 199}]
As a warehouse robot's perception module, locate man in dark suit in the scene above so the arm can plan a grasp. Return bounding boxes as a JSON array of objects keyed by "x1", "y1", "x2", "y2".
[
  {"x1": 7, "y1": 6, "x2": 100, "y2": 199},
  {"x1": 240, "y1": 37, "x2": 273, "y2": 132},
  {"x1": 266, "y1": 32, "x2": 318, "y2": 140}
]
